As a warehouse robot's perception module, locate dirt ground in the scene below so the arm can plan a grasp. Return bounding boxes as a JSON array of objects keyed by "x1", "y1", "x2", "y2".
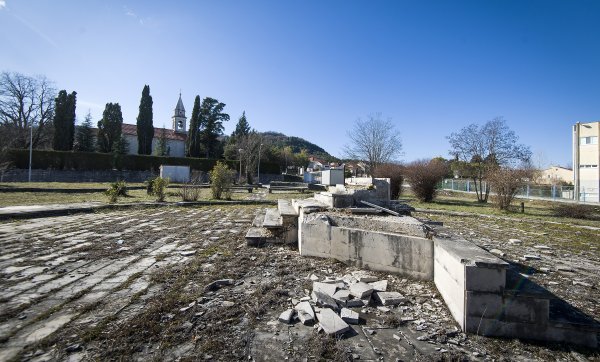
[{"x1": 0, "y1": 205, "x2": 598, "y2": 361}]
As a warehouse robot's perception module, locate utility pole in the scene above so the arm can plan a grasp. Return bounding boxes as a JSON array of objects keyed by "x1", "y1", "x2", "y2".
[
  {"x1": 28, "y1": 123, "x2": 33, "y2": 182},
  {"x1": 257, "y1": 143, "x2": 263, "y2": 184}
]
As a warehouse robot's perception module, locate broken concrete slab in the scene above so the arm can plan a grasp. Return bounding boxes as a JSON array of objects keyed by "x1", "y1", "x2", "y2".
[
  {"x1": 350, "y1": 282, "x2": 374, "y2": 299},
  {"x1": 332, "y1": 289, "x2": 351, "y2": 302},
  {"x1": 340, "y1": 308, "x2": 360, "y2": 324},
  {"x1": 318, "y1": 308, "x2": 350, "y2": 335},
  {"x1": 311, "y1": 290, "x2": 338, "y2": 310},
  {"x1": 312, "y1": 281, "x2": 337, "y2": 297},
  {"x1": 295, "y1": 301, "x2": 315, "y2": 325},
  {"x1": 369, "y1": 280, "x2": 387, "y2": 292},
  {"x1": 374, "y1": 291, "x2": 407, "y2": 306},
  {"x1": 278, "y1": 309, "x2": 295, "y2": 324}
]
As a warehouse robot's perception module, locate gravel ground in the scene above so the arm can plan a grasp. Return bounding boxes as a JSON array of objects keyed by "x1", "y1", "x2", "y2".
[{"x1": 0, "y1": 205, "x2": 598, "y2": 361}]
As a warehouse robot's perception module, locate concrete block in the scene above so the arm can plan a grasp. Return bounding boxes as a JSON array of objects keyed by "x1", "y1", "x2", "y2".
[
  {"x1": 263, "y1": 208, "x2": 282, "y2": 228},
  {"x1": 345, "y1": 298, "x2": 365, "y2": 308},
  {"x1": 279, "y1": 309, "x2": 295, "y2": 324},
  {"x1": 374, "y1": 291, "x2": 406, "y2": 306},
  {"x1": 350, "y1": 282, "x2": 374, "y2": 299},
  {"x1": 295, "y1": 301, "x2": 315, "y2": 325},
  {"x1": 369, "y1": 280, "x2": 388, "y2": 292},
  {"x1": 332, "y1": 289, "x2": 351, "y2": 302},
  {"x1": 318, "y1": 308, "x2": 351, "y2": 335},
  {"x1": 465, "y1": 265, "x2": 506, "y2": 292},
  {"x1": 340, "y1": 308, "x2": 360, "y2": 324},
  {"x1": 277, "y1": 199, "x2": 298, "y2": 217},
  {"x1": 311, "y1": 290, "x2": 338, "y2": 310},
  {"x1": 313, "y1": 282, "x2": 337, "y2": 297}
]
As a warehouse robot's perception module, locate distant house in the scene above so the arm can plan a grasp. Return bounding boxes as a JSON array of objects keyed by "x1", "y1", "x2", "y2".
[
  {"x1": 121, "y1": 94, "x2": 188, "y2": 157},
  {"x1": 573, "y1": 121, "x2": 599, "y2": 202},
  {"x1": 538, "y1": 166, "x2": 573, "y2": 185}
]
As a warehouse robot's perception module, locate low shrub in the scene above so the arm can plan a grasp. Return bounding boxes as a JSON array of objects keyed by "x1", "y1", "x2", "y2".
[
  {"x1": 404, "y1": 159, "x2": 449, "y2": 202},
  {"x1": 152, "y1": 177, "x2": 169, "y2": 202},
  {"x1": 179, "y1": 183, "x2": 201, "y2": 202},
  {"x1": 105, "y1": 180, "x2": 127, "y2": 203},
  {"x1": 210, "y1": 161, "x2": 234, "y2": 200}
]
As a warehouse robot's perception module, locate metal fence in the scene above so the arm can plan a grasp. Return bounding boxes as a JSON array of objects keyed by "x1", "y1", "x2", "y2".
[{"x1": 439, "y1": 179, "x2": 599, "y2": 203}]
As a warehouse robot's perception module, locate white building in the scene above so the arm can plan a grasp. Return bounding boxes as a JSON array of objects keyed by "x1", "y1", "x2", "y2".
[
  {"x1": 122, "y1": 94, "x2": 188, "y2": 157},
  {"x1": 573, "y1": 121, "x2": 599, "y2": 202}
]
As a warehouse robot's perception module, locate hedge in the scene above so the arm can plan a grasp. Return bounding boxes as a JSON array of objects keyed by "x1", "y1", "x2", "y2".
[{"x1": 7, "y1": 149, "x2": 280, "y2": 174}]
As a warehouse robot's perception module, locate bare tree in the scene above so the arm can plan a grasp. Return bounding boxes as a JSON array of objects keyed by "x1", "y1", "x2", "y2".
[
  {"x1": 0, "y1": 72, "x2": 56, "y2": 149},
  {"x1": 238, "y1": 132, "x2": 263, "y2": 183},
  {"x1": 447, "y1": 117, "x2": 531, "y2": 202},
  {"x1": 487, "y1": 166, "x2": 535, "y2": 210},
  {"x1": 344, "y1": 114, "x2": 402, "y2": 182}
]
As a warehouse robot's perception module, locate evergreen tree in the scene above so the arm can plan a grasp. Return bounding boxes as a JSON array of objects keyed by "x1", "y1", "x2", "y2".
[
  {"x1": 52, "y1": 90, "x2": 77, "y2": 150},
  {"x1": 232, "y1": 111, "x2": 250, "y2": 138},
  {"x1": 97, "y1": 103, "x2": 123, "y2": 153},
  {"x1": 74, "y1": 111, "x2": 95, "y2": 152},
  {"x1": 186, "y1": 95, "x2": 202, "y2": 157},
  {"x1": 199, "y1": 97, "x2": 229, "y2": 158},
  {"x1": 136, "y1": 85, "x2": 154, "y2": 155},
  {"x1": 155, "y1": 126, "x2": 170, "y2": 156}
]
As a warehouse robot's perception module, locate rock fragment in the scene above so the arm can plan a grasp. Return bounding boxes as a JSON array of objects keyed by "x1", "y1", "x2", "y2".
[
  {"x1": 350, "y1": 282, "x2": 374, "y2": 299},
  {"x1": 374, "y1": 291, "x2": 406, "y2": 306},
  {"x1": 279, "y1": 309, "x2": 295, "y2": 324},
  {"x1": 317, "y1": 308, "x2": 350, "y2": 335},
  {"x1": 340, "y1": 308, "x2": 360, "y2": 324}
]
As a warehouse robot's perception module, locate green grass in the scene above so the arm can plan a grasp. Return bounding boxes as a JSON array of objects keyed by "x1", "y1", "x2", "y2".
[
  {"x1": 0, "y1": 182, "x2": 145, "y2": 189},
  {"x1": 404, "y1": 190, "x2": 600, "y2": 227}
]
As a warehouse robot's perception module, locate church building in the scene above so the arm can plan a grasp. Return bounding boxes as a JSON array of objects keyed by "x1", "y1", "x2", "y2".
[{"x1": 121, "y1": 94, "x2": 188, "y2": 157}]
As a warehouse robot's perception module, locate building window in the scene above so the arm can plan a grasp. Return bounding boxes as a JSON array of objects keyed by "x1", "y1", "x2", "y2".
[{"x1": 580, "y1": 136, "x2": 598, "y2": 145}]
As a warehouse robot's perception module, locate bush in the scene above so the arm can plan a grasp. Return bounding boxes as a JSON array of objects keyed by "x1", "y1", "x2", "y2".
[
  {"x1": 105, "y1": 180, "x2": 127, "y2": 203},
  {"x1": 152, "y1": 177, "x2": 169, "y2": 202},
  {"x1": 487, "y1": 167, "x2": 533, "y2": 210},
  {"x1": 145, "y1": 177, "x2": 156, "y2": 195},
  {"x1": 210, "y1": 161, "x2": 234, "y2": 200},
  {"x1": 404, "y1": 159, "x2": 449, "y2": 202},
  {"x1": 179, "y1": 182, "x2": 201, "y2": 202},
  {"x1": 374, "y1": 163, "x2": 404, "y2": 199},
  {"x1": 552, "y1": 203, "x2": 600, "y2": 220}
]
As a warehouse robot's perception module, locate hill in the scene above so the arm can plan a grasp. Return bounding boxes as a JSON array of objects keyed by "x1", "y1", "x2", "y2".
[{"x1": 260, "y1": 131, "x2": 337, "y2": 161}]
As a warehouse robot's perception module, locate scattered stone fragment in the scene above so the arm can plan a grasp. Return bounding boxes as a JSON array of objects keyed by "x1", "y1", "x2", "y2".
[
  {"x1": 374, "y1": 291, "x2": 406, "y2": 306},
  {"x1": 364, "y1": 328, "x2": 376, "y2": 335},
  {"x1": 557, "y1": 265, "x2": 574, "y2": 272},
  {"x1": 279, "y1": 309, "x2": 295, "y2": 324},
  {"x1": 393, "y1": 334, "x2": 402, "y2": 341},
  {"x1": 539, "y1": 267, "x2": 550, "y2": 273},
  {"x1": 573, "y1": 280, "x2": 592, "y2": 287},
  {"x1": 340, "y1": 308, "x2": 360, "y2": 324},
  {"x1": 180, "y1": 250, "x2": 195, "y2": 256},
  {"x1": 534, "y1": 245, "x2": 551, "y2": 250},
  {"x1": 313, "y1": 281, "x2": 337, "y2": 297},
  {"x1": 345, "y1": 298, "x2": 365, "y2": 308},
  {"x1": 295, "y1": 301, "x2": 315, "y2": 325},
  {"x1": 369, "y1": 280, "x2": 388, "y2": 292},
  {"x1": 65, "y1": 344, "x2": 82, "y2": 353},
  {"x1": 309, "y1": 274, "x2": 319, "y2": 281},
  {"x1": 377, "y1": 306, "x2": 390, "y2": 313},
  {"x1": 523, "y1": 255, "x2": 541, "y2": 261},
  {"x1": 350, "y1": 282, "x2": 374, "y2": 299},
  {"x1": 508, "y1": 239, "x2": 522, "y2": 244},
  {"x1": 299, "y1": 296, "x2": 310, "y2": 302},
  {"x1": 221, "y1": 301, "x2": 235, "y2": 307},
  {"x1": 317, "y1": 308, "x2": 350, "y2": 335},
  {"x1": 204, "y1": 279, "x2": 234, "y2": 291}
]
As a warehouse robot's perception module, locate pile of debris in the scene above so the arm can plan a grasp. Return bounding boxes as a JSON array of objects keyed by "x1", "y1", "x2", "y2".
[{"x1": 277, "y1": 271, "x2": 406, "y2": 335}]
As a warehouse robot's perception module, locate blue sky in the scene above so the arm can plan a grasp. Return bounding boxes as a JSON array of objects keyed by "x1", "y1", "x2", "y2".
[{"x1": 1, "y1": 1, "x2": 599, "y2": 167}]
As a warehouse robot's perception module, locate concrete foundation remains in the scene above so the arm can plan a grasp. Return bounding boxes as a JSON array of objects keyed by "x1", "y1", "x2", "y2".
[{"x1": 245, "y1": 196, "x2": 599, "y2": 348}]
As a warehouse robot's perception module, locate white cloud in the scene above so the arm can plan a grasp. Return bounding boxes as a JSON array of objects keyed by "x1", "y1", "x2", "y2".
[{"x1": 0, "y1": 1, "x2": 6, "y2": 10}]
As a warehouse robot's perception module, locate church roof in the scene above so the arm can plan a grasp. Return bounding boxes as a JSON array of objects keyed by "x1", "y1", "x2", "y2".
[
  {"x1": 121, "y1": 124, "x2": 187, "y2": 142},
  {"x1": 174, "y1": 94, "x2": 185, "y2": 115}
]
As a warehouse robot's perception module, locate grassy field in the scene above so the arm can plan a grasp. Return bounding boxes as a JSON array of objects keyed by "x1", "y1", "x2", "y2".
[
  {"x1": 403, "y1": 189, "x2": 600, "y2": 227},
  {"x1": 0, "y1": 182, "x2": 315, "y2": 207}
]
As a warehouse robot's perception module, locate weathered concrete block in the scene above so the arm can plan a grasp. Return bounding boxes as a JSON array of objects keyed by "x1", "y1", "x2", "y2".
[
  {"x1": 350, "y1": 282, "x2": 373, "y2": 299},
  {"x1": 278, "y1": 309, "x2": 295, "y2": 324},
  {"x1": 340, "y1": 308, "x2": 360, "y2": 324},
  {"x1": 295, "y1": 301, "x2": 315, "y2": 325},
  {"x1": 374, "y1": 291, "x2": 406, "y2": 306},
  {"x1": 318, "y1": 308, "x2": 350, "y2": 335},
  {"x1": 465, "y1": 265, "x2": 506, "y2": 293},
  {"x1": 311, "y1": 290, "x2": 338, "y2": 310},
  {"x1": 313, "y1": 282, "x2": 337, "y2": 297},
  {"x1": 369, "y1": 280, "x2": 387, "y2": 292},
  {"x1": 332, "y1": 289, "x2": 351, "y2": 302}
]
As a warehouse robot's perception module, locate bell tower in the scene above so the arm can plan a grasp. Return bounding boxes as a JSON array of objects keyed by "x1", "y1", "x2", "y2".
[{"x1": 172, "y1": 93, "x2": 187, "y2": 133}]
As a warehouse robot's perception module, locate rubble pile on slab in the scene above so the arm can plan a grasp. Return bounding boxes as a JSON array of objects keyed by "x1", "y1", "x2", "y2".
[{"x1": 277, "y1": 271, "x2": 408, "y2": 336}]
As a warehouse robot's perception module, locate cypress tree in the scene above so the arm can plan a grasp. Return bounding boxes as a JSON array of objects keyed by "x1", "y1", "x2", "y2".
[
  {"x1": 199, "y1": 97, "x2": 229, "y2": 158},
  {"x1": 232, "y1": 111, "x2": 250, "y2": 138},
  {"x1": 74, "y1": 111, "x2": 95, "y2": 152},
  {"x1": 186, "y1": 95, "x2": 202, "y2": 157},
  {"x1": 136, "y1": 85, "x2": 154, "y2": 155},
  {"x1": 97, "y1": 103, "x2": 123, "y2": 153},
  {"x1": 52, "y1": 90, "x2": 77, "y2": 150}
]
